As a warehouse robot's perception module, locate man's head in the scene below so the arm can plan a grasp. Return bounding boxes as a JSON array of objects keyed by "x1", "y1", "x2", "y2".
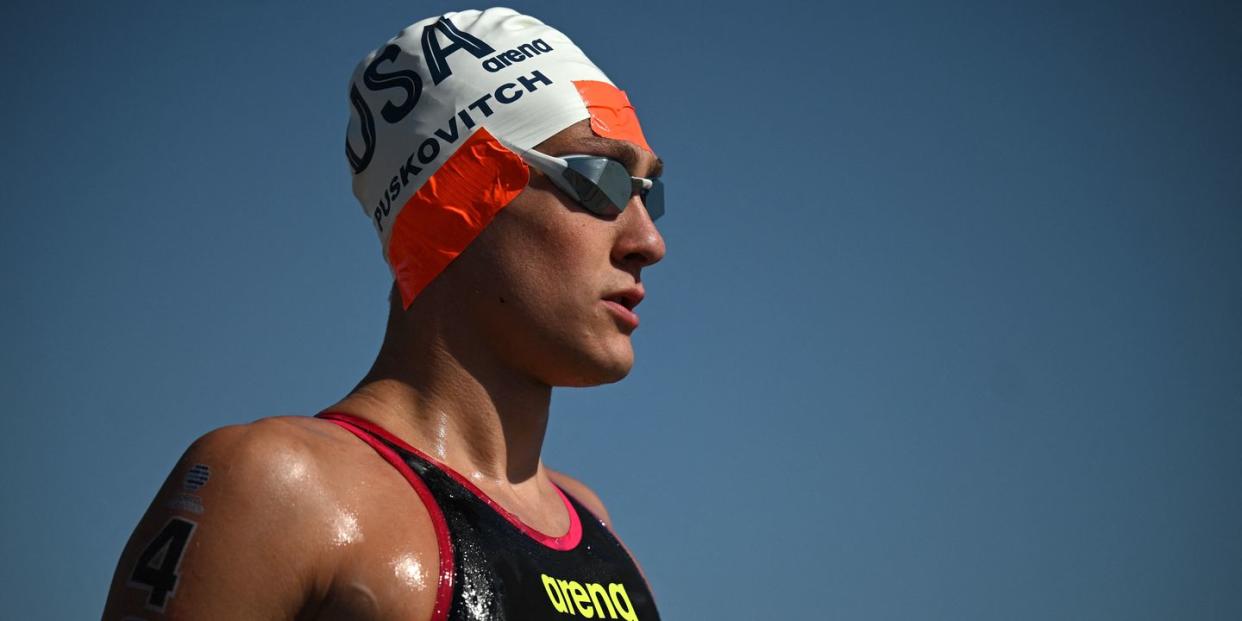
[{"x1": 348, "y1": 9, "x2": 665, "y2": 385}]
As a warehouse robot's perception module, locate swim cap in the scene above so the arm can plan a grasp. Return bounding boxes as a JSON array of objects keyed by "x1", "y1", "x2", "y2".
[{"x1": 345, "y1": 7, "x2": 652, "y2": 308}]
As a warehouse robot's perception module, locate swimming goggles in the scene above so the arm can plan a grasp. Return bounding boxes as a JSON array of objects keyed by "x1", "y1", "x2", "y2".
[{"x1": 513, "y1": 146, "x2": 664, "y2": 221}]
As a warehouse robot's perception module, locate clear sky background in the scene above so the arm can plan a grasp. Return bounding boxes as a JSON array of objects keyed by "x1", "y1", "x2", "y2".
[{"x1": 2, "y1": 1, "x2": 1240, "y2": 619}]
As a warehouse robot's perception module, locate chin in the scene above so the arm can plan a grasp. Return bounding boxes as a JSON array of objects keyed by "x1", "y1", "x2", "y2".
[
  {"x1": 547, "y1": 343, "x2": 635, "y2": 387},
  {"x1": 568, "y1": 363, "x2": 632, "y2": 387},
  {"x1": 557, "y1": 368, "x2": 631, "y2": 388}
]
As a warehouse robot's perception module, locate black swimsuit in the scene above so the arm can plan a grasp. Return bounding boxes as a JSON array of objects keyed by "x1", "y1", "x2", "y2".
[{"x1": 318, "y1": 412, "x2": 661, "y2": 621}]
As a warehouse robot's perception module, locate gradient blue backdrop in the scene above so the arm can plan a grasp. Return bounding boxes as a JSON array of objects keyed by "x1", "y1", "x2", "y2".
[{"x1": 3, "y1": 1, "x2": 1240, "y2": 618}]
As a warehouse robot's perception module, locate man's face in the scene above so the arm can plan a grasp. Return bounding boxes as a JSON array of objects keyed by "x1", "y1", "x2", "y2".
[{"x1": 444, "y1": 120, "x2": 666, "y2": 387}]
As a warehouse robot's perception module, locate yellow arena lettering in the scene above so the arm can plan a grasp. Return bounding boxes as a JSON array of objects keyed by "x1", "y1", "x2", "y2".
[
  {"x1": 568, "y1": 581, "x2": 593, "y2": 617},
  {"x1": 543, "y1": 574, "x2": 569, "y2": 613},
  {"x1": 587, "y1": 582, "x2": 616, "y2": 618},
  {"x1": 540, "y1": 573, "x2": 639, "y2": 621},
  {"x1": 610, "y1": 582, "x2": 637, "y2": 621}
]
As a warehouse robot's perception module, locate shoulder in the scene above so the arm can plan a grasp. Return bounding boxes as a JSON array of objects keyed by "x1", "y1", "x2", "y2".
[
  {"x1": 183, "y1": 415, "x2": 318, "y2": 466},
  {"x1": 184, "y1": 415, "x2": 352, "y2": 478},
  {"x1": 547, "y1": 468, "x2": 613, "y2": 526},
  {"x1": 179, "y1": 415, "x2": 443, "y2": 552},
  {"x1": 103, "y1": 415, "x2": 442, "y2": 620},
  {"x1": 189, "y1": 414, "x2": 353, "y2": 455},
  {"x1": 102, "y1": 417, "x2": 343, "y2": 617},
  {"x1": 170, "y1": 416, "x2": 355, "y2": 509}
]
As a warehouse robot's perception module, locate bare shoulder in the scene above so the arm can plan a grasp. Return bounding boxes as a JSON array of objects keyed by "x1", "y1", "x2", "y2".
[
  {"x1": 101, "y1": 416, "x2": 348, "y2": 618},
  {"x1": 184, "y1": 415, "x2": 344, "y2": 472},
  {"x1": 167, "y1": 416, "x2": 361, "y2": 511},
  {"x1": 103, "y1": 415, "x2": 441, "y2": 620},
  {"x1": 547, "y1": 468, "x2": 613, "y2": 526}
]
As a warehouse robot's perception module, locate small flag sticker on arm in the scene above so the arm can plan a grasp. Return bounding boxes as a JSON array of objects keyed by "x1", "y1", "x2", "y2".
[{"x1": 182, "y1": 464, "x2": 210, "y2": 492}]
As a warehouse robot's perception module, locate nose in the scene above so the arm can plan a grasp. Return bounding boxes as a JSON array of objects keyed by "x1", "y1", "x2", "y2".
[{"x1": 612, "y1": 195, "x2": 666, "y2": 269}]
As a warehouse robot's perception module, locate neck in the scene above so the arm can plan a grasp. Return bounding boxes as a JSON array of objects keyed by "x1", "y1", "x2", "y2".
[{"x1": 324, "y1": 302, "x2": 553, "y2": 488}]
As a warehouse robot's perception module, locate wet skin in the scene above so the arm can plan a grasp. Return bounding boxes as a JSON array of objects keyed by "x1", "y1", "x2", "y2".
[{"x1": 101, "y1": 121, "x2": 664, "y2": 620}]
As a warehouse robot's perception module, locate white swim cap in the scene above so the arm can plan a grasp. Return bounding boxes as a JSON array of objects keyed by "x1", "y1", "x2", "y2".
[{"x1": 345, "y1": 7, "x2": 652, "y2": 308}]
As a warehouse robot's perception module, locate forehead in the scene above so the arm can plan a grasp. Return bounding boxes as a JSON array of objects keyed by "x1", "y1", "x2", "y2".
[{"x1": 536, "y1": 120, "x2": 664, "y2": 177}]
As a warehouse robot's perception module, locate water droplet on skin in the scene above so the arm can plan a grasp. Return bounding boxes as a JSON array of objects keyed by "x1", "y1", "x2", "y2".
[
  {"x1": 392, "y1": 554, "x2": 426, "y2": 588},
  {"x1": 331, "y1": 510, "x2": 362, "y2": 546}
]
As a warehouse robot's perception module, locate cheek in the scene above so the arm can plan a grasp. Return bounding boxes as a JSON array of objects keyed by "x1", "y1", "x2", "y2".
[
  {"x1": 444, "y1": 195, "x2": 632, "y2": 383},
  {"x1": 506, "y1": 227, "x2": 597, "y2": 320},
  {"x1": 490, "y1": 197, "x2": 604, "y2": 302}
]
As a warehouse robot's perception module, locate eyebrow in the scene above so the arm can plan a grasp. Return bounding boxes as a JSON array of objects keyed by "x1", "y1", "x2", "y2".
[{"x1": 566, "y1": 137, "x2": 664, "y2": 179}]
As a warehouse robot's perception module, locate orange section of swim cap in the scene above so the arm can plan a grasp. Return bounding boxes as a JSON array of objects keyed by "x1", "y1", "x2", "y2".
[
  {"x1": 573, "y1": 80, "x2": 652, "y2": 153},
  {"x1": 387, "y1": 127, "x2": 529, "y2": 309}
]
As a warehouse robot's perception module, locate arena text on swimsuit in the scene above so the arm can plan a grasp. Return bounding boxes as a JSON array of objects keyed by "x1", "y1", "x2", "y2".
[{"x1": 541, "y1": 573, "x2": 639, "y2": 620}]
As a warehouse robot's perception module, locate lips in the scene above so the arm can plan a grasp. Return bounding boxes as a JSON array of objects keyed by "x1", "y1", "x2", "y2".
[
  {"x1": 601, "y1": 287, "x2": 644, "y2": 311},
  {"x1": 601, "y1": 286, "x2": 644, "y2": 331}
]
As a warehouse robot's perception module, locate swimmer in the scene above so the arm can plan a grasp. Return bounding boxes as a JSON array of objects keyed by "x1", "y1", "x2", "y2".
[{"x1": 102, "y1": 8, "x2": 665, "y2": 620}]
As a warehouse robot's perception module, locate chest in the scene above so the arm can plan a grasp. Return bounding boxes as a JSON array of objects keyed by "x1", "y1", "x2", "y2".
[
  {"x1": 316, "y1": 497, "x2": 656, "y2": 621},
  {"x1": 315, "y1": 413, "x2": 660, "y2": 620}
]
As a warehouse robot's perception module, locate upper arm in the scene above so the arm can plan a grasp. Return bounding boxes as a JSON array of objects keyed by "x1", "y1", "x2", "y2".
[{"x1": 102, "y1": 419, "x2": 338, "y2": 620}]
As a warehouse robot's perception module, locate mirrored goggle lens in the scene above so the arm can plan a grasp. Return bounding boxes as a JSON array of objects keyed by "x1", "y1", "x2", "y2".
[
  {"x1": 561, "y1": 156, "x2": 664, "y2": 221},
  {"x1": 561, "y1": 157, "x2": 631, "y2": 216}
]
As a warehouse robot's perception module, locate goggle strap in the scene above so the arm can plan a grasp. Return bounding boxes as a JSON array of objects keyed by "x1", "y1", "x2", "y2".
[{"x1": 500, "y1": 139, "x2": 583, "y2": 201}]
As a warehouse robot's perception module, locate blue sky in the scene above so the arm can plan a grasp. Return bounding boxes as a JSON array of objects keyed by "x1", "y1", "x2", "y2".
[{"x1": 2, "y1": 1, "x2": 1240, "y2": 618}]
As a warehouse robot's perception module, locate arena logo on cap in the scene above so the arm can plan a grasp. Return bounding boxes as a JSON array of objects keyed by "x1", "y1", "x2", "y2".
[{"x1": 481, "y1": 39, "x2": 554, "y2": 73}]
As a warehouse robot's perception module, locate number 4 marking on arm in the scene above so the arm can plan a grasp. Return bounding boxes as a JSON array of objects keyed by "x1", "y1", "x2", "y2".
[{"x1": 128, "y1": 517, "x2": 196, "y2": 611}]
